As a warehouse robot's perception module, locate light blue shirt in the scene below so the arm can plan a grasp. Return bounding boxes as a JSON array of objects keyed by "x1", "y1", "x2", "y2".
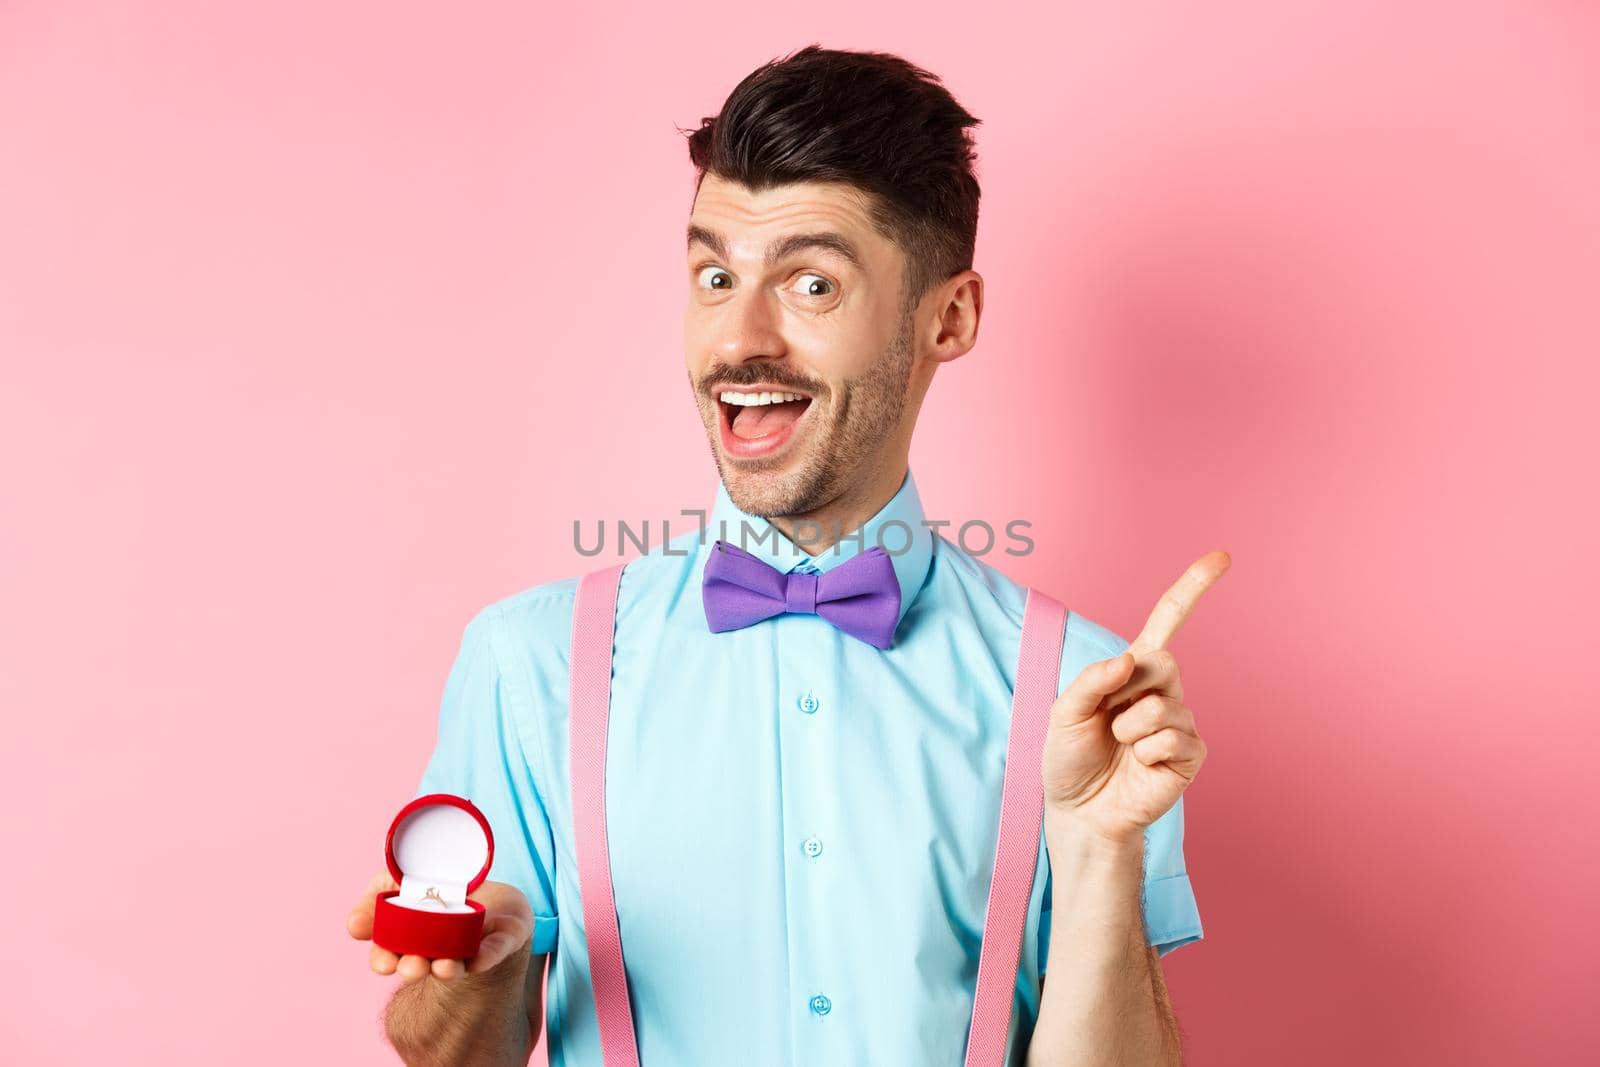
[{"x1": 416, "y1": 467, "x2": 1202, "y2": 1065}]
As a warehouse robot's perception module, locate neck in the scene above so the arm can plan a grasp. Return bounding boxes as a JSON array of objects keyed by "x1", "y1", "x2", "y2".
[{"x1": 767, "y1": 459, "x2": 908, "y2": 557}]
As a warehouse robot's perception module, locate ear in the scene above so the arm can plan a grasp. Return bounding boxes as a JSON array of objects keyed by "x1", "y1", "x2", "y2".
[{"x1": 925, "y1": 269, "x2": 983, "y2": 365}]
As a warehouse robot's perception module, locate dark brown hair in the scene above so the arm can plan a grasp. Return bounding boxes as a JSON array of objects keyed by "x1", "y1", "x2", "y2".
[{"x1": 684, "y1": 44, "x2": 982, "y2": 314}]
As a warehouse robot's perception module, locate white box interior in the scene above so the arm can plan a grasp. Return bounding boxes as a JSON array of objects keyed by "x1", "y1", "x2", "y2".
[{"x1": 388, "y1": 802, "x2": 488, "y2": 915}]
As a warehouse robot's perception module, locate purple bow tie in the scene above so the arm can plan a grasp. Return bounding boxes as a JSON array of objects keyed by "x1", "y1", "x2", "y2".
[{"x1": 702, "y1": 539, "x2": 901, "y2": 650}]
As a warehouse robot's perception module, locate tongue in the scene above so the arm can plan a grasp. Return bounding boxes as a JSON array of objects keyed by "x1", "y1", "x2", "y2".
[{"x1": 731, "y1": 399, "x2": 807, "y2": 440}]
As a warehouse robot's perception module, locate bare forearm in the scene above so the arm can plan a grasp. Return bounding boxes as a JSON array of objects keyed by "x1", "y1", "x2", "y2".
[
  {"x1": 384, "y1": 943, "x2": 535, "y2": 1067},
  {"x1": 1026, "y1": 819, "x2": 1181, "y2": 1066}
]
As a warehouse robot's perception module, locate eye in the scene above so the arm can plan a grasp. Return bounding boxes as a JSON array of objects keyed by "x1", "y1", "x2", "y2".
[
  {"x1": 791, "y1": 273, "x2": 836, "y2": 298},
  {"x1": 696, "y1": 265, "x2": 734, "y2": 291}
]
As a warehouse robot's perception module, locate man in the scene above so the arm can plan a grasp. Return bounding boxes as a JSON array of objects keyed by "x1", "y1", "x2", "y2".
[{"x1": 347, "y1": 44, "x2": 1224, "y2": 1066}]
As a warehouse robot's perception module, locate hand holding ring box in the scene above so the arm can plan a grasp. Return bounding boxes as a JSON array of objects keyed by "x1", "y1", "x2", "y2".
[{"x1": 372, "y1": 793, "x2": 495, "y2": 960}]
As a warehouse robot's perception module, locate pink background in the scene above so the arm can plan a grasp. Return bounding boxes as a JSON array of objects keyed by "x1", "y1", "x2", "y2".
[{"x1": 2, "y1": 3, "x2": 1595, "y2": 1064}]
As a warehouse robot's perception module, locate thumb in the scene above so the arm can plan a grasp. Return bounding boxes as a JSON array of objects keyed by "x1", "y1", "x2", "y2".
[
  {"x1": 1050, "y1": 652, "x2": 1136, "y2": 728},
  {"x1": 467, "y1": 926, "x2": 533, "y2": 976}
]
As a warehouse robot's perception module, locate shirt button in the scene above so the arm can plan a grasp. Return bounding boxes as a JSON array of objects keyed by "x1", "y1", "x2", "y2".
[
  {"x1": 809, "y1": 993, "x2": 832, "y2": 1016},
  {"x1": 798, "y1": 692, "x2": 820, "y2": 714},
  {"x1": 801, "y1": 836, "x2": 824, "y2": 858}
]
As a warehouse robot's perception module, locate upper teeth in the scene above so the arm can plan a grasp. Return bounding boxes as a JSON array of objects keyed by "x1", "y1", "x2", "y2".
[{"x1": 720, "y1": 390, "x2": 807, "y2": 406}]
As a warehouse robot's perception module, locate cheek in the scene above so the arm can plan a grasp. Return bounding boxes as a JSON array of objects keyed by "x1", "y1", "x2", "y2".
[
  {"x1": 682, "y1": 311, "x2": 707, "y2": 370},
  {"x1": 836, "y1": 343, "x2": 881, "y2": 379},
  {"x1": 682, "y1": 299, "x2": 735, "y2": 361},
  {"x1": 797, "y1": 322, "x2": 885, "y2": 382},
  {"x1": 818, "y1": 293, "x2": 903, "y2": 365}
]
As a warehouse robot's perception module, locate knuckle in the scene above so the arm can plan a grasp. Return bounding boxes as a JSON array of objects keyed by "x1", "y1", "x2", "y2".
[{"x1": 1129, "y1": 694, "x2": 1173, "y2": 730}]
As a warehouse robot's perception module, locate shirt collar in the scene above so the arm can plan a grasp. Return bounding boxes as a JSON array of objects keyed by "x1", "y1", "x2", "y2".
[{"x1": 699, "y1": 467, "x2": 934, "y2": 632}]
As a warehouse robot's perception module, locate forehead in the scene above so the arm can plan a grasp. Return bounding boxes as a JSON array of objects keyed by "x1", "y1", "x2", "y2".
[{"x1": 688, "y1": 174, "x2": 894, "y2": 267}]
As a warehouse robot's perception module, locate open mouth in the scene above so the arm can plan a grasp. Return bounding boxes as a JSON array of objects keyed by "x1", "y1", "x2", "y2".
[{"x1": 716, "y1": 388, "x2": 814, "y2": 448}]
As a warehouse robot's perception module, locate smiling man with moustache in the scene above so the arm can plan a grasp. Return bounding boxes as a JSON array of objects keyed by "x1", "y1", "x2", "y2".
[{"x1": 348, "y1": 43, "x2": 1224, "y2": 1067}]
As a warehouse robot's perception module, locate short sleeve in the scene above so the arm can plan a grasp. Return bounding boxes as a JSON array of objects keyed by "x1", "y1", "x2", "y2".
[
  {"x1": 415, "y1": 608, "x2": 561, "y2": 955},
  {"x1": 1140, "y1": 795, "x2": 1203, "y2": 957},
  {"x1": 1037, "y1": 795, "x2": 1204, "y2": 971}
]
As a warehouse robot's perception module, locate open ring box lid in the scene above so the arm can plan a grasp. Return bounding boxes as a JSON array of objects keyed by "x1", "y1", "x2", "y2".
[{"x1": 372, "y1": 793, "x2": 495, "y2": 959}]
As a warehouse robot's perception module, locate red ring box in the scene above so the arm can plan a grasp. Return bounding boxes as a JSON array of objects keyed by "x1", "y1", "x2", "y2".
[{"x1": 372, "y1": 793, "x2": 495, "y2": 960}]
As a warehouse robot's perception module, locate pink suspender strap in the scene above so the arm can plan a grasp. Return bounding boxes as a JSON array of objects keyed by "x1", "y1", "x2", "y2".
[
  {"x1": 569, "y1": 563, "x2": 641, "y2": 1067},
  {"x1": 570, "y1": 567, "x2": 1067, "y2": 1067},
  {"x1": 963, "y1": 588, "x2": 1068, "y2": 1067}
]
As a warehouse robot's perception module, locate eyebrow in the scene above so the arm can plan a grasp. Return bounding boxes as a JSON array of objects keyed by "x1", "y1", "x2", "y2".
[{"x1": 686, "y1": 224, "x2": 864, "y2": 270}]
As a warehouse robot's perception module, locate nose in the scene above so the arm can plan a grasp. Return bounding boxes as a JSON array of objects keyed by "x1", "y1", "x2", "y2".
[{"x1": 712, "y1": 284, "x2": 787, "y2": 366}]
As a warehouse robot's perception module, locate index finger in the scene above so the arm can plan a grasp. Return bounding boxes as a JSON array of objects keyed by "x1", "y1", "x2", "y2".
[{"x1": 1132, "y1": 550, "x2": 1231, "y2": 652}]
